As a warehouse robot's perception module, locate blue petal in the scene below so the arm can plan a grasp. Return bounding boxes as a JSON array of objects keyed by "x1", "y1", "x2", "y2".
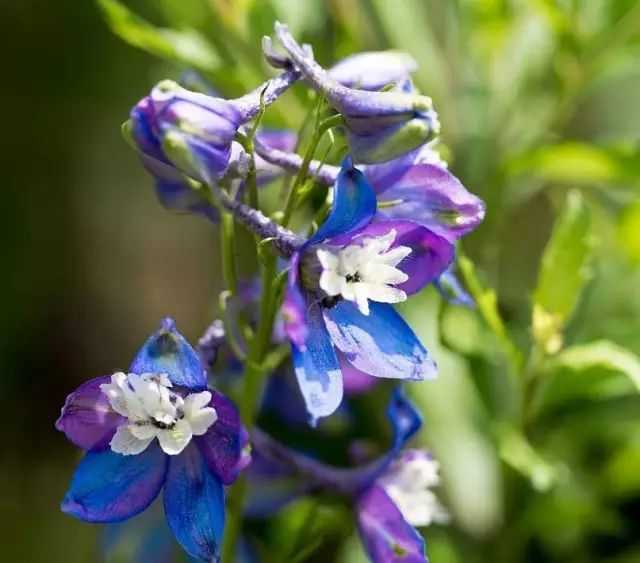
[
  {"x1": 357, "y1": 484, "x2": 427, "y2": 563},
  {"x1": 292, "y1": 304, "x2": 343, "y2": 425},
  {"x1": 154, "y1": 179, "x2": 219, "y2": 222},
  {"x1": 350, "y1": 387, "x2": 423, "y2": 489},
  {"x1": 435, "y1": 268, "x2": 475, "y2": 308},
  {"x1": 388, "y1": 386, "x2": 422, "y2": 452},
  {"x1": 323, "y1": 301, "x2": 436, "y2": 381},
  {"x1": 129, "y1": 318, "x2": 207, "y2": 390},
  {"x1": 163, "y1": 444, "x2": 225, "y2": 562},
  {"x1": 308, "y1": 157, "x2": 376, "y2": 245},
  {"x1": 61, "y1": 445, "x2": 167, "y2": 523}
]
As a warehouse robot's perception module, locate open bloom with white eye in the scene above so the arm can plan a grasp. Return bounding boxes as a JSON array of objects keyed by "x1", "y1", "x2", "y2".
[
  {"x1": 317, "y1": 229, "x2": 411, "y2": 316},
  {"x1": 282, "y1": 159, "x2": 455, "y2": 424},
  {"x1": 56, "y1": 318, "x2": 249, "y2": 563},
  {"x1": 100, "y1": 372, "x2": 217, "y2": 456},
  {"x1": 379, "y1": 450, "x2": 450, "y2": 527}
]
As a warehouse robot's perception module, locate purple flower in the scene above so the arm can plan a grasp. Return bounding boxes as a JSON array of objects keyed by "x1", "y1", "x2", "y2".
[
  {"x1": 253, "y1": 136, "x2": 485, "y2": 243},
  {"x1": 56, "y1": 318, "x2": 248, "y2": 562},
  {"x1": 126, "y1": 70, "x2": 298, "y2": 220},
  {"x1": 273, "y1": 23, "x2": 439, "y2": 164},
  {"x1": 329, "y1": 51, "x2": 418, "y2": 92},
  {"x1": 281, "y1": 159, "x2": 454, "y2": 423},
  {"x1": 250, "y1": 388, "x2": 444, "y2": 562}
]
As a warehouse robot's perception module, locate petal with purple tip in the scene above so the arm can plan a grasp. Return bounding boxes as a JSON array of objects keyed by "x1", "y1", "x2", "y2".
[
  {"x1": 129, "y1": 318, "x2": 207, "y2": 390},
  {"x1": 56, "y1": 376, "x2": 124, "y2": 451},
  {"x1": 357, "y1": 484, "x2": 427, "y2": 563},
  {"x1": 282, "y1": 252, "x2": 309, "y2": 348},
  {"x1": 163, "y1": 444, "x2": 225, "y2": 562},
  {"x1": 292, "y1": 304, "x2": 343, "y2": 425},
  {"x1": 374, "y1": 164, "x2": 485, "y2": 241},
  {"x1": 61, "y1": 445, "x2": 167, "y2": 523},
  {"x1": 323, "y1": 301, "x2": 436, "y2": 381},
  {"x1": 195, "y1": 390, "x2": 246, "y2": 485}
]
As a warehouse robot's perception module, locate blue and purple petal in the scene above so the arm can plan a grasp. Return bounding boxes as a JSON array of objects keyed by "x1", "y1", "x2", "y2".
[
  {"x1": 129, "y1": 318, "x2": 207, "y2": 390},
  {"x1": 323, "y1": 301, "x2": 436, "y2": 382},
  {"x1": 196, "y1": 390, "x2": 247, "y2": 485},
  {"x1": 61, "y1": 445, "x2": 167, "y2": 523},
  {"x1": 357, "y1": 484, "x2": 427, "y2": 563},
  {"x1": 163, "y1": 444, "x2": 225, "y2": 562},
  {"x1": 56, "y1": 375, "x2": 123, "y2": 451},
  {"x1": 291, "y1": 304, "x2": 343, "y2": 425}
]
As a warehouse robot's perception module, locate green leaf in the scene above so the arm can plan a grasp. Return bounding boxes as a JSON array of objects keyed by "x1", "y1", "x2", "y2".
[
  {"x1": 553, "y1": 340, "x2": 640, "y2": 393},
  {"x1": 458, "y1": 255, "x2": 523, "y2": 371},
  {"x1": 97, "y1": 0, "x2": 220, "y2": 71},
  {"x1": 507, "y1": 142, "x2": 640, "y2": 187},
  {"x1": 498, "y1": 426, "x2": 558, "y2": 492},
  {"x1": 532, "y1": 190, "x2": 594, "y2": 353}
]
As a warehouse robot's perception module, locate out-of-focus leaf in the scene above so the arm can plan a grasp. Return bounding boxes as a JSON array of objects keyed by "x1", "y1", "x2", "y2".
[
  {"x1": 97, "y1": 0, "x2": 220, "y2": 71},
  {"x1": 532, "y1": 190, "x2": 593, "y2": 353},
  {"x1": 498, "y1": 426, "x2": 559, "y2": 492},
  {"x1": 507, "y1": 142, "x2": 640, "y2": 187},
  {"x1": 552, "y1": 340, "x2": 640, "y2": 393},
  {"x1": 459, "y1": 255, "x2": 523, "y2": 371},
  {"x1": 617, "y1": 200, "x2": 640, "y2": 265}
]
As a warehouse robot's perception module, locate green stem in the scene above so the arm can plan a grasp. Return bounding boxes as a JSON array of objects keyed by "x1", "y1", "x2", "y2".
[
  {"x1": 280, "y1": 114, "x2": 343, "y2": 228},
  {"x1": 221, "y1": 250, "x2": 279, "y2": 563},
  {"x1": 220, "y1": 212, "x2": 239, "y2": 295}
]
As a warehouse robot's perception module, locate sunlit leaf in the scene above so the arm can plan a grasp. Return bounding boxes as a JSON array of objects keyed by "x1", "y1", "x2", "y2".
[
  {"x1": 97, "y1": 0, "x2": 220, "y2": 71},
  {"x1": 532, "y1": 190, "x2": 594, "y2": 353},
  {"x1": 553, "y1": 340, "x2": 640, "y2": 393}
]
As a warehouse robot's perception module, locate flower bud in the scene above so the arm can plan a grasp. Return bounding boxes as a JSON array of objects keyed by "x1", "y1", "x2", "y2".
[
  {"x1": 273, "y1": 22, "x2": 440, "y2": 163},
  {"x1": 329, "y1": 51, "x2": 417, "y2": 92}
]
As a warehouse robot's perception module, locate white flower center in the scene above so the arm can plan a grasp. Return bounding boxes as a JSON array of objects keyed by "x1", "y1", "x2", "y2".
[
  {"x1": 317, "y1": 229, "x2": 411, "y2": 315},
  {"x1": 379, "y1": 454, "x2": 450, "y2": 527},
  {"x1": 100, "y1": 372, "x2": 217, "y2": 456}
]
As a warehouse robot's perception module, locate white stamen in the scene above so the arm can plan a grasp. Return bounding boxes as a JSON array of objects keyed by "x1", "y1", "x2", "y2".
[
  {"x1": 100, "y1": 372, "x2": 217, "y2": 456},
  {"x1": 379, "y1": 451, "x2": 450, "y2": 527},
  {"x1": 317, "y1": 229, "x2": 411, "y2": 315}
]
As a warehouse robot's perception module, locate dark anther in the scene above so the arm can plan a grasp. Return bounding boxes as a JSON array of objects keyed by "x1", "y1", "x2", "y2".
[
  {"x1": 152, "y1": 419, "x2": 176, "y2": 430},
  {"x1": 321, "y1": 295, "x2": 343, "y2": 309},
  {"x1": 346, "y1": 272, "x2": 361, "y2": 283}
]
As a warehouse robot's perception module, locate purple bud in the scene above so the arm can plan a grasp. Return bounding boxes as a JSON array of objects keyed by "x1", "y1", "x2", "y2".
[
  {"x1": 273, "y1": 22, "x2": 439, "y2": 164},
  {"x1": 329, "y1": 51, "x2": 418, "y2": 92}
]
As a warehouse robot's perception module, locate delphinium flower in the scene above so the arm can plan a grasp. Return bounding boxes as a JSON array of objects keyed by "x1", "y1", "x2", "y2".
[
  {"x1": 250, "y1": 388, "x2": 448, "y2": 562},
  {"x1": 270, "y1": 23, "x2": 439, "y2": 164},
  {"x1": 56, "y1": 318, "x2": 247, "y2": 562},
  {"x1": 282, "y1": 159, "x2": 454, "y2": 423}
]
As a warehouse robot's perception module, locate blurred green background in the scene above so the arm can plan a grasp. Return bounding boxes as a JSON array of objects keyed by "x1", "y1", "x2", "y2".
[{"x1": 2, "y1": 0, "x2": 640, "y2": 561}]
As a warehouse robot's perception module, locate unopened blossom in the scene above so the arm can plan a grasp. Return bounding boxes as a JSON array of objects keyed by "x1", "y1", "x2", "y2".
[
  {"x1": 282, "y1": 159, "x2": 454, "y2": 423},
  {"x1": 272, "y1": 23, "x2": 440, "y2": 164},
  {"x1": 328, "y1": 51, "x2": 418, "y2": 92},
  {"x1": 125, "y1": 69, "x2": 298, "y2": 220},
  {"x1": 56, "y1": 318, "x2": 248, "y2": 562}
]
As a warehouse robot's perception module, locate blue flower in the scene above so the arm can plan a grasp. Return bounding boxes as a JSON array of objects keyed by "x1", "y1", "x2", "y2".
[
  {"x1": 56, "y1": 318, "x2": 248, "y2": 562},
  {"x1": 272, "y1": 23, "x2": 439, "y2": 164},
  {"x1": 281, "y1": 159, "x2": 454, "y2": 423}
]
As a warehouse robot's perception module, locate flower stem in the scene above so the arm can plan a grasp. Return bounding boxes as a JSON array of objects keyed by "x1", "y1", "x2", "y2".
[
  {"x1": 222, "y1": 249, "x2": 279, "y2": 562},
  {"x1": 280, "y1": 114, "x2": 343, "y2": 227}
]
